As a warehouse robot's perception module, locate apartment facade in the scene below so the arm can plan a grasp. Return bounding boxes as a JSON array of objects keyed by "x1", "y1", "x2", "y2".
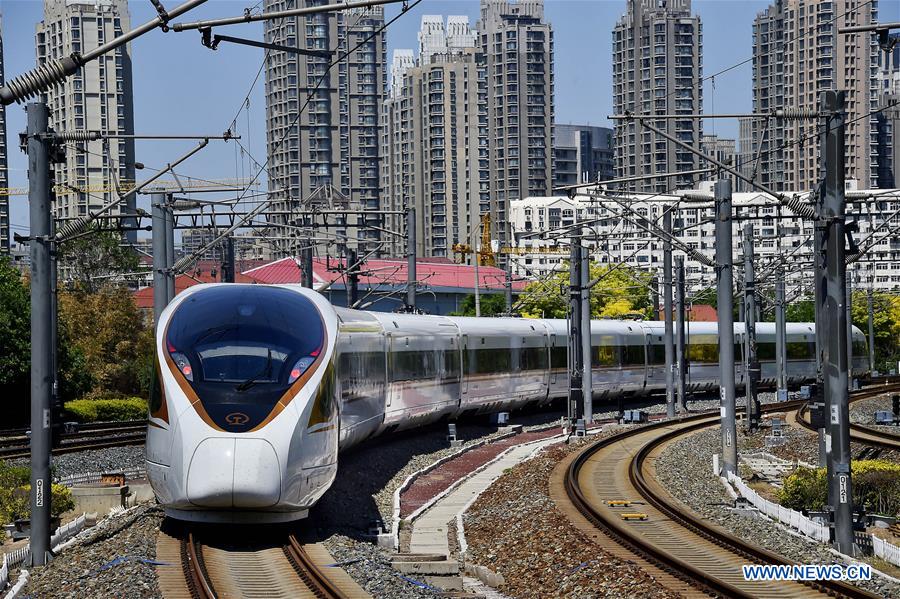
[
  {"x1": 552, "y1": 124, "x2": 614, "y2": 188},
  {"x1": 0, "y1": 15, "x2": 8, "y2": 252},
  {"x1": 612, "y1": 0, "x2": 703, "y2": 193},
  {"x1": 510, "y1": 189, "x2": 900, "y2": 297},
  {"x1": 381, "y1": 17, "x2": 488, "y2": 259},
  {"x1": 477, "y1": 0, "x2": 554, "y2": 247},
  {"x1": 263, "y1": 2, "x2": 387, "y2": 256},
  {"x1": 751, "y1": 0, "x2": 881, "y2": 191},
  {"x1": 36, "y1": 0, "x2": 136, "y2": 241}
]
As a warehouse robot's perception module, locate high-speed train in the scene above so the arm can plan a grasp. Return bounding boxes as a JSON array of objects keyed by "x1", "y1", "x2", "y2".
[{"x1": 147, "y1": 284, "x2": 868, "y2": 523}]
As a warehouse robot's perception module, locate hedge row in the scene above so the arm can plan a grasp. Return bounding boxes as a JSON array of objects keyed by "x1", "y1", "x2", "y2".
[{"x1": 63, "y1": 397, "x2": 147, "y2": 422}]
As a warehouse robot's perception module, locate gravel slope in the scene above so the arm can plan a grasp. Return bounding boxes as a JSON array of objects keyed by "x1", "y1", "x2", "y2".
[
  {"x1": 463, "y1": 437, "x2": 680, "y2": 599},
  {"x1": 655, "y1": 426, "x2": 900, "y2": 597}
]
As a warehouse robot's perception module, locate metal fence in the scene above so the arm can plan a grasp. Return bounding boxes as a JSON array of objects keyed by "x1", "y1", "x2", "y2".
[
  {"x1": 727, "y1": 471, "x2": 900, "y2": 567},
  {"x1": 727, "y1": 471, "x2": 830, "y2": 542},
  {"x1": 1, "y1": 513, "x2": 88, "y2": 593},
  {"x1": 55, "y1": 467, "x2": 146, "y2": 487}
]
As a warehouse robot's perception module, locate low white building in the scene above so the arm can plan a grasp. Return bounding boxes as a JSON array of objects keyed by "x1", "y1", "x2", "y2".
[{"x1": 508, "y1": 186, "x2": 900, "y2": 301}]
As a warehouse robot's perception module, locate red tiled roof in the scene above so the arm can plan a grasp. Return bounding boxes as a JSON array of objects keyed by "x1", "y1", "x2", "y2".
[
  {"x1": 657, "y1": 304, "x2": 718, "y2": 322},
  {"x1": 133, "y1": 270, "x2": 256, "y2": 309},
  {"x1": 243, "y1": 257, "x2": 528, "y2": 292}
]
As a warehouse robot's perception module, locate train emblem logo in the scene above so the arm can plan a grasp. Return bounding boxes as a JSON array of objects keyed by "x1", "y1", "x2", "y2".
[{"x1": 225, "y1": 412, "x2": 250, "y2": 425}]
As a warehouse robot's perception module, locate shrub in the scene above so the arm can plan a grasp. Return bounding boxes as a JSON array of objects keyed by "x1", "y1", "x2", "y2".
[
  {"x1": 779, "y1": 467, "x2": 827, "y2": 512},
  {"x1": 64, "y1": 397, "x2": 147, "y2": 422},
  {"x1": 778, "y1": 461, "x2": 900, "y2": 516},
  {"x1": 0, "y1": 483, "x2": 75, "y2": 524}
]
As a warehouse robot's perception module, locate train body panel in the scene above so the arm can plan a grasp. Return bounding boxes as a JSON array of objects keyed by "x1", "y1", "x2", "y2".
[{"x1": 149, "y1": 283, "x2": 869, "y2": 523}]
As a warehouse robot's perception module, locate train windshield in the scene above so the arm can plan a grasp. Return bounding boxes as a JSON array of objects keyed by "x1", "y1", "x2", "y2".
[{"x1": 165, "y1": 285, "x2": 324, "y2": 431}]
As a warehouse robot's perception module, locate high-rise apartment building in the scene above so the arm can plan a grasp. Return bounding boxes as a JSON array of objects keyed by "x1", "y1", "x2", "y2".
[
  {"x1": 381, "y1": 17, "x2": 488, "y2": 258},
  {"x1": 36, "y1": 0, "x2": 136, "y2": 241},
  {"x1": 263, "y1": 2, "x2": 387, "y2": 255},
  {"x1": 0, "y1": 15, "x2": 8, "y2": 253},
  {"x1": 612, "y1": 0, "x2": 703, "y2": 193},
  {"x1": 477, "y1": 0, "x2": 554, "y2": 246},
  {"x1": 737, "y1": 116, "x2": 755, "y2": 192},
  {"x1": 700, "y1": 133, "x2": 739, "y2": 189},
  {"x1": 751, "y1": 0, "x2": 881, "y2": 191},
  {"x1": 552, "y1": 124, "x2": 614, "y2": 188},
  {"x1": 749, "y1": 0, "x2": 785, "y2": 190},
  {"x1": 876, "y1": 33, "x2": 899, "y2": 188}
]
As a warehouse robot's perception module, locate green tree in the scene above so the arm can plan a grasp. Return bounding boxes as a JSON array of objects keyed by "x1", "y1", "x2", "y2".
[
  {"x1": 785, "y1": 299, "x2": 816, "y2": 323},
  {"x1": 59, "y1": 286, "x2": 151, "y2": 395},
  {"x1": 0, "y1": 258, "x2": 31, "y2": 410},
  {"x1": 517, "y1": 263, "x2": 653, "y2": 319},
  {"x1": 58, "y1": 229, "x2": 139, "y2": 293},
  {"x1": 449, "y1": 293, "x2": 510, "y2": 317}
]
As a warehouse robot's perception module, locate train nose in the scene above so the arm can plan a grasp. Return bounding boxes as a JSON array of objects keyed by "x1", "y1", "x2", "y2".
[{"x1": 186, "y1": 438, "x2": 282, "y2": 508}]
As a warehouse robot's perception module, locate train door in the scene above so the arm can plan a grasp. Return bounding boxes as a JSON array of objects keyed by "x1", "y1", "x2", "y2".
[
  {"x1": 461, "y1": 334, "x2": 469, "y2": 396},
  {"x1": 385, "y1": 333, "x2": 394, "y2": 407},
  {"x1": 549, "y1": 335, "x2": 558, "y2": 385}
]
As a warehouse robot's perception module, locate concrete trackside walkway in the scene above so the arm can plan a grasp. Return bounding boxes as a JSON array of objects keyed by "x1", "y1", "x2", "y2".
[{"x1": 409, "y1": 435, "x2": 564, "y2": 557}]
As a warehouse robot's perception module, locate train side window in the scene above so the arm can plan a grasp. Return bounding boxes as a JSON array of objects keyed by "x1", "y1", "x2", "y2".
[
  {"x1": 786, "y1": 340, "x2": 813, "y2": 360},
  {"x1": 442, "y1": 349, "x2": 460, "y2": 380},
  {"x1": 550, "y1": 346, "x2": 567, "y2": 369},
  {"x1": 756, "y1": 342, "x2": 776, "y2": 360},
  {"x1": 622, "y1": 345, "x2": 645, "y2": 366},
  {"x1": 851, "y1": 338, "x2": 866, "y2": 357},
  {"x1": 592, "y1": 345, "x2": 619, "y2": 367},
  {"x1": 475, "y1": 348, "x2": 511, "y2": 374},
  {"x1": 648, "y1": 343, "x2": 666, "y2": 365}
]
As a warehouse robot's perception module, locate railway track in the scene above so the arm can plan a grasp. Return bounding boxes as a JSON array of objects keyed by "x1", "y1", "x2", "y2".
[
  {"x1": 792, "y1": 382, "x2": 900, "y2": 452},
  {"x1": 0, "y1": 425, "x2": 147, "y2": 460},
  {"x1": 560, "y1": 403, "x2": 881, "y2": 598},
  {"x1": 157, "y1": 528, "x2": 369, "y2": 599}
]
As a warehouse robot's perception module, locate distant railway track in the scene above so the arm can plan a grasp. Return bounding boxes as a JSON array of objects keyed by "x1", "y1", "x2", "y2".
[
  {"x1": 157, "y1": 528, "x2": 366, "y2": 599},
  {"x1": 0, "y1": 422, "x2": 147, "y2": 460},
  {"x1": 793, "y1": 382, "x2": 900, "y2": 452},
  {"x1": 560, "y1": 401, "x2": 880, "y2": 598}
]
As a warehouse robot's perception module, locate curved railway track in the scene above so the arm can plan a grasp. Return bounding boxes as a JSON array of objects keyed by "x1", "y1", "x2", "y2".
[
  {"x1": 157, "y1": 528, "x2": 369, "y2": 599},
  {"x1": 562, "y1": 403, "x2": 881, "y2": 598}
]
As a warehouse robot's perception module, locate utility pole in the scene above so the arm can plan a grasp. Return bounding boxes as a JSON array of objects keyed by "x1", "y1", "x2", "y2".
[
  {"x1": 473, "y1": 221, "x2": 481, "y2": 317},
  {"x1": 867, "y1": 279, "x2": 875, "y2": 372},
  {"x1": 675, "y1": 255, "x2": 687, "y2": 412},
  {"x1": 846, "y1": 272, "x2": 854, "y2": 390},
  {"x1": 151, "y1": 193, "x2": 169, "y2": 323},
  {"x1": 49, "y1": 217, "x2": 61, "y2": 449},
  {"x1": 26, "y1": 102, "x2": 53, "y2": 566},
  {"x1": 347, "y1": 247, "x2": 360, "y2": 308},
  {"x1": 568, "y1": 241, "x2": 584, "y2": 424},
  {"x1": 300, "y1": 234, "x2": 314, "y2": 289},
  {"x1": 820, "y1": 90, "x2": 854, "y2": 556},
  {"x1": 743, "y1": 223, "x2": 761, "y2": 431},
  {"x1": 715, "y1": 180, "x2": 738, "y2": 474},
  {"x1": 663, "y1": 212, "x2": 675, "y2": 418},
  {"x1": 164, "y1": 194, "x2": 175, "y2": 303},
  {"x1": 221, "y1": 236, "x2": 235, "y2": 283},
  {"x1": 814, "y1": 219, "x2": 829, "y2": 469},
  {"x1": 406, "y1": 206, "x2": 416, "y2": 311},
  {"x1": 775, "y1": 265, "x2": 788, "y2": 400},
  {"x1": 581, "y1": 241, "x2": 592, "y2": 423}
]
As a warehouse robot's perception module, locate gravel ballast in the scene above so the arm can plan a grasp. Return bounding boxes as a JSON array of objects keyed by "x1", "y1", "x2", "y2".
[
  {"x1": 8, "y1": 445, "x2": 147, "y2": 480},
  {"x1": 655, "y1": 425, "x2": 900, "y2": 597},
  {"x1": 22, "y1": 504, "x2": 164, "y2": 599},
  {"x1": 463, "y1": 435, "x2": 679, "y2": 599}
]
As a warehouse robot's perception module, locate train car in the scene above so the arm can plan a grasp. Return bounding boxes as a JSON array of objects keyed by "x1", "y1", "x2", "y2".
[{"x1": 148, "y1": 283, "x2": 866, "y2": 523}]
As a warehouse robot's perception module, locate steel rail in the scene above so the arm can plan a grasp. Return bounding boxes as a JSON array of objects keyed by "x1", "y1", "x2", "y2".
[
  {"x1": 564, "y1": 398, "x2": 882, "y2": 598},
  {"x1": 284, "y1": 534, "x2": 348, "y2": 599}
]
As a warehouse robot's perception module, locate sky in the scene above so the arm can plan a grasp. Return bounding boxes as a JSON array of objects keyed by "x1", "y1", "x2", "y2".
[{"x1": 2, "y1": 0, "x2": 898, "y2": 237}]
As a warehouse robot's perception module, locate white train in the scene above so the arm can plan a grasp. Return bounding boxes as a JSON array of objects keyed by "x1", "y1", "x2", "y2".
[{"x1": 147, "y1": 284, "x2": 868, "y2": 523}]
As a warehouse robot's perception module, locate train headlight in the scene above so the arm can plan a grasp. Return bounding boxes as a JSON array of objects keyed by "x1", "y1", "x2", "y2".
[
  {"x1": 288, "y1": 356, "x2": 316, "y2": 384},
  {"x1": 169, "y1": 350, "x2": 194, "y2": 382}
]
